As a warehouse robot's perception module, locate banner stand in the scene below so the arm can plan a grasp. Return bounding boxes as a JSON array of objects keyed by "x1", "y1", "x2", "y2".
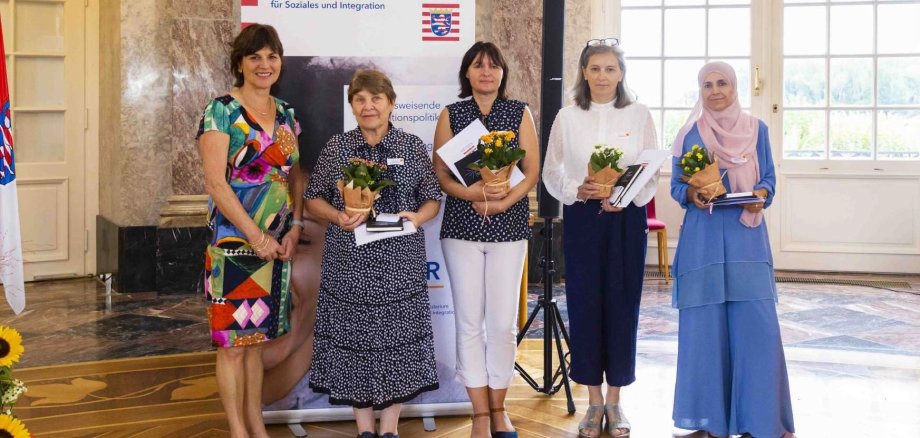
[{"x1": 264, "y1": 401, "x2": 472, "y2": 425}]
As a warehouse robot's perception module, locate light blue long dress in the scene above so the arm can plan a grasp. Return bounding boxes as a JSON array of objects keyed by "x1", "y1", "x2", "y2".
[{"x1": 670, "y1": 121, "x2": 795, "y2": 438}]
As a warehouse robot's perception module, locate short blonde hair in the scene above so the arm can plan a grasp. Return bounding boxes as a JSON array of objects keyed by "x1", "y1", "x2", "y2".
[{"x1": 347, "y1": 70, "x2": 397, "y2": 104}]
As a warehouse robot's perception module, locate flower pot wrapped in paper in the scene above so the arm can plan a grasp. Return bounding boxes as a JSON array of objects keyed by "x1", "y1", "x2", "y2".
[
  {"x1": 587, "y1": 144, "x2": 624, "y2": 198},
  {"x1": 467, "y1": 130, "x2": 526, "y2": 194},
  {"x1": 338, "y1": 158, "x2": 394, "y2": 215},
  {"x1": 680, "y1": 144, "x2": 727, "y2": 202}
]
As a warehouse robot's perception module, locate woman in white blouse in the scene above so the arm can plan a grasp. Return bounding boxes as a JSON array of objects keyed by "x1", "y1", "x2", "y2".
[{"x1": 542, "y1": 38, "x2": 658, "y2": 438}]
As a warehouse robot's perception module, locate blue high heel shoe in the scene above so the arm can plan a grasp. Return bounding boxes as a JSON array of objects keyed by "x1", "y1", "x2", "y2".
[{"x1": 490, "y1": 407, "x2": 518, "y2": 438}]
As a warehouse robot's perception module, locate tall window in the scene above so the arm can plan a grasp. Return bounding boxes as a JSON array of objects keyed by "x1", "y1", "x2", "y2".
[
  {"x1": 782, "y1": 0, "x2": 920, "y2": 160},
  {"x1": 620, "y1": 0, "x2": 753, "y2": 150}
]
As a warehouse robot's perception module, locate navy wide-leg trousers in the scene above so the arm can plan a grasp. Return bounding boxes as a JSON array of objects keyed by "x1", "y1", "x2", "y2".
[{"x1": 562, "y1": 200, "x2": 647, "y2": 387}]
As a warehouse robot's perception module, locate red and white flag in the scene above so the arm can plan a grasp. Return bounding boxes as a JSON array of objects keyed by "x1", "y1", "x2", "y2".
[{"x1": 0, "y1": 20, "x2": 25, "y2": 314}]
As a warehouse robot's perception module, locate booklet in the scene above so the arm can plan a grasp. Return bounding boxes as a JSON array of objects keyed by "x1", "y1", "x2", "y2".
[
  {"x1": 354, "y1": 213, "x2": 417, "y2": 246},
  {"x1": 708, "y1": 192, "x2": 765, "y2": 207},
  {"x1": 609, "y1": 164, "x2": 644, "y2": 206},
  {"x1": 435, "y1": 119, "x2": 525, "y2": 188},
  {"x1": 366, "y1": 214, "x2": 404, "y2": 232},
  {"x1": 608, "y1": 149, "x2": 671, "y2": 208}
]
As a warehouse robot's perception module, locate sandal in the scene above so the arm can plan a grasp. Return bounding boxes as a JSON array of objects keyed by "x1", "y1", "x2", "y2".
[
  {"x1": 604, "y1": 403, "x2": 631, "y2": 437},
  {"x1": 490, "y1": 407, "x2": 518, "y2": 438},
  {"x1": 578, "y1": 405, "x2": 605, "y2": 438}
]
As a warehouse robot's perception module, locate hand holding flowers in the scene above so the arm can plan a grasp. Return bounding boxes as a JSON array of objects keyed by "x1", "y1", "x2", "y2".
[
  {"x1": 681, "y1": 144, "x2": 727, "y2": 206},
  {"x1": 586, "y1": 144, "x2": 625, "y2": 198},
  {"x1": 467, "y1": 131, "x2": 525, "y2": 194}
]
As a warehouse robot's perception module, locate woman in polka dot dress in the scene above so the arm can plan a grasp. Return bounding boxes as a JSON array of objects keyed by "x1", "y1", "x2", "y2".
[
  {"x1": 304, "y1": 70, "x2": 442, "y2": 438},
  {"x1": 432, "y1": 42, "x2": 540, "y2": 438}
]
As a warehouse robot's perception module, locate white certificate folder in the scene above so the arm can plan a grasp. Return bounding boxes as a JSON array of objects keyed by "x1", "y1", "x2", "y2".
[
  {"x1": 609, "y1": 149, "x2": 671, "y2": 208},
  {"x1": 435, "y1": 119, "x2": 525, "y2": 188}
]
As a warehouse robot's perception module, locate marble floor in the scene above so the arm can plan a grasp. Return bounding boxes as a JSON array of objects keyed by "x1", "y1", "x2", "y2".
[{"x1": 1, "y1": 271, "x2": 919, "y2": 437}]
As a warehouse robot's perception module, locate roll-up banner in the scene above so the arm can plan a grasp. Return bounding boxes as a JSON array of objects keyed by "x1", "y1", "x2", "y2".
[{"x1": 240, "y1": 0, "x2": 476, "y2": 423}]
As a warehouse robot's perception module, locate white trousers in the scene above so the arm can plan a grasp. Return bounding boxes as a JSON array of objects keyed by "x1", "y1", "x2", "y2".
[{"x1": 442, "y1": 238, "x2": 527, "y2": 389}]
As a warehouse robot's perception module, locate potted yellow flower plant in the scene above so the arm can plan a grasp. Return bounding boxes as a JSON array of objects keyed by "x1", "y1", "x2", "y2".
[
  {"x1": 681, "y1": 144, "x2": 727, "y2": 202},
  {"x1": 467, "y1": 130, "x2": 525, "y2": 193},
  {"x1": 337, "y1": 157, "x2": 395, "y2": 215},
  {"x1": 588, "y1": 144, "x2": 624, "y2": 198}
]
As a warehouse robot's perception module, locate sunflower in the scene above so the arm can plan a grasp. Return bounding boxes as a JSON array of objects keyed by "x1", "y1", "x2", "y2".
[
  {"x1": 0, "y1": 414, "x2": 29, "y2": 438},
  {"x1": 0, "y1": 327, "x2": 23, "y2": 368}
]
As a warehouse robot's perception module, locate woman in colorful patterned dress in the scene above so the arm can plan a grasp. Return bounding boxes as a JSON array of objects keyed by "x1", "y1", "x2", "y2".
[
  {"x1": 197, "y1": 24, "x2": 304, "y2": 438},
  {"x1": 305, "y1": 69, "x2": 441, "y2": 438}
]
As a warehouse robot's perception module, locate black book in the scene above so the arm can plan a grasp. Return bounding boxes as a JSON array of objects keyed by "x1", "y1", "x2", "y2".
[
  {"x1": 366, "y1": 215, "x2": 404, "y2": 232},
  {"x1": 454, "y1": 150, "x2": 484, "y2": 186},
  {"x1": 609, "y1": 164, "x2": 645, "y2": 205}
]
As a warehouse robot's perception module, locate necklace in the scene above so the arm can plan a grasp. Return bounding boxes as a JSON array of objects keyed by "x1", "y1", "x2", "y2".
[{"x1": 241, "y1": 93, "x2": 273, "y2": 116}]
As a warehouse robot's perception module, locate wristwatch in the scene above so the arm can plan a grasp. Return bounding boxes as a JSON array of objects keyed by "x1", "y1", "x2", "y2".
[{"x1": 290, "y1": 219, "x2": 305, "y2": 228}]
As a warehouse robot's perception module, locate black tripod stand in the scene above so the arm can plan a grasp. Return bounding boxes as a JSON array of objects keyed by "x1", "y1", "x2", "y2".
[
  {"x1": 514, "y1": 218, "x2": 576, "y2": 414},
  {"x1": 511, "y1": 0, "x2": 575, "y2": 414}
]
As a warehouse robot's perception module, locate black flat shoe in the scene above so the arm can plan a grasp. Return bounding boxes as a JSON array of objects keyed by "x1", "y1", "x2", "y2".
[
  {"x1": 493, "y1": 432, "x2": 519, "y2": 438},
  {"x1": 379, "y1": 434, "x2": 398, "y2": 438},
  {"x1": 357, "y1": 432, "x2": 376, "y2": 438}
]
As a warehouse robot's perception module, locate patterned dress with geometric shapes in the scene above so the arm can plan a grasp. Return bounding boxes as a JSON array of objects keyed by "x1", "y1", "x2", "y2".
[{"x1": 197, "y1": 95, "x2": 301, "y2": 348}]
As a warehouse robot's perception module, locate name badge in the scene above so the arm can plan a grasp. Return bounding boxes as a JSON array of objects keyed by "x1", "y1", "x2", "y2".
[
  {"x1": 729, "y1": 156, "x2": 748, "y2": 164},
  {"x1": 387, "y1": 158, "x2": 404, "y2": 166}
]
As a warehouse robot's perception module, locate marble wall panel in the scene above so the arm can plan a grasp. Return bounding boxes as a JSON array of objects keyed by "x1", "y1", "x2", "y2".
[
  {"x1": 156, "y1": 226, "x2": 208, "y2": 294},
  {"x1": 564, "y1": 0, "x2": 593, "y2": 102},
  {"x1": 99, "y1": 0, "x2": 122, "y2": 223},
  {"x1": 170, "y1": 19, "x2": 235, "y2": 196},
  {"x1": 168, "y1": 0, "x2": 233, "y2": 19},
  {"x1": 476, "y1": 0, "x2": 594, "y2": 134},
  {"x1": 119, "y1": 0, "x2": 173, "y2": 225}
]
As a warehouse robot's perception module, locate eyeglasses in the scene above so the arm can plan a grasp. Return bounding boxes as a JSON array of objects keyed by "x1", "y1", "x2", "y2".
[{"x1": 586, "y1": 38, "x2": 619, "y2": 48}]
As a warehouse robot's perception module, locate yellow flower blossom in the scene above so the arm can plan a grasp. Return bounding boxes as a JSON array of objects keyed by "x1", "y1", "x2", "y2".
[
  {"x1": 684, "y1": 166, "x2": 690, "y2": 172},
  {"x1": 685, "y1": 152, "x2": 692, "y2": 158},
  {"x1": 692, "y1": 144, "x2": 700, "y2": 150},
  {"x1": 484, "y1": 148, "x2": 493, "y2": 155},
  {"x1": 495, "y1": 139, "x2": 503, "y2": 147},
  {"x1": 0, "y1": 415, "x2": 29, "y2": 438},
  {"x1": 696, "y1": 153, "x2": 703, "y2": 160},
  {"x1": 681, "y1": 158, "x2": 686, "y2": 165},
  {"x1": 694, "y1": 167, "x2": 700, "y2": 172},
  {"x1": 0, "y1": 326, "x2": 24, "y2": 367}
]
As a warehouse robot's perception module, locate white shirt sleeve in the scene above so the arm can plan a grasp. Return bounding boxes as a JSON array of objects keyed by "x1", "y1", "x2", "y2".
[
  {"x1": 631, "y1": 109, "x2": 660, "y2": 207},
  {"x1": 541, "y1": 112, "x2": 580, "y2": 205}
]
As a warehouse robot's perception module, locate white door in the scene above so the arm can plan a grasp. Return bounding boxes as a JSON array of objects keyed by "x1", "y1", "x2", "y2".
[
  {"x1": 1, "y1": 0, "x2": 86, "y2": 280},
  {"x1": 768, "y1": 0, "x2": 920, "y2": 273}
]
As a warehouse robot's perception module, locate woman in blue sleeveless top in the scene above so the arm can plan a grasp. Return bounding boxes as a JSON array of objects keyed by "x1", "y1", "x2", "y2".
[{"x1": 432, "y1": 42, "x2": 540, "y2": 438}]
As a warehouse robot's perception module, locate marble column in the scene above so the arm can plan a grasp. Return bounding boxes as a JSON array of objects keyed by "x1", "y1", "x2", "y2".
[{"x1": 155, "y1": 0, "x2": 237, "y2": 293}]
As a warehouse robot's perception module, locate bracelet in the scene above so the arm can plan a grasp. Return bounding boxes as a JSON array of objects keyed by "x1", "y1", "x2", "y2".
[
  {"x1": 290, "y1": 219, "x2": 305, "y2": 228},
  {"x1": 250, "y1": 232, "x2": 268, "y2": 252}
]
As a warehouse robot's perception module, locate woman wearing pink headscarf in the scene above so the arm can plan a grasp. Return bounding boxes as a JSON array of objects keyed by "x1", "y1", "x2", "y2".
[{"x1": 669, "y1": 62, "x2": 795, "y2": 438}]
